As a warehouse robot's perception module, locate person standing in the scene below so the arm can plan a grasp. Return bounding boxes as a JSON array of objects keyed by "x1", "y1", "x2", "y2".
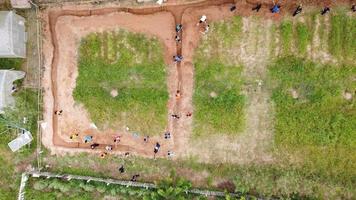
[
  {"x1": 321, "y1": 7, "x2": 330, "y2": 15},
  {"x1": 90, "y1": 143, "x2": 99, "y2": 149},
  {"x1": 197, "y1": 15, "x2": 207, "y2": 26},
  {"x1": 293, "y1": 4, "x2": 303, "y2": 16},
  {"x1": 176, "y1": 24, "x2": 183, "y2": 33},
  {"x1": 84, "y1": 135, "x2": 93, "y2": 143},
  {"x1": 119, "y1": 165, "x2": 125, "y2": 173},
  {"x1": 252, "y1": 4, "x2": 262, "y2": 12},
  {"x1": 175, "y1": 35, "x2": 181, "y2": 43},
  {"x1": 154, "y1": 142, "x2": 161, "y2": 154}
]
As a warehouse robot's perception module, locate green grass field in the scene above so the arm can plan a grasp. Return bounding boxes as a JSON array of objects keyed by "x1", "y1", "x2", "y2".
[
  {"x1": 269, "y1": 57, "x2": 355, "y2": 146},
  {"x1": 268, "y1": 56, "x2": 355, "y2": 193},
  {"x1": 193, "y1": 16, "x2": 245, "y2": 137},
  {"x1": 73, "y1": 30, "x2": 168, "y2": 135}
]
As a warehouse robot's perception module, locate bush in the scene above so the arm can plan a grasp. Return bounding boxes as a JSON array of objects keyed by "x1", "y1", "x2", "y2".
[
  {"x1": 79, "y1": 182, "x2": 95, "y2": 192},
  {"x1": 0, "y1": 58, "x2": 24, "y2": 70},
  {"x1": 96, "y1": 185, "x2": 106, "y2": 193},
  {"x1": 33, "y1": 180, "x2": 49, "y2": 191},
  {"x1": 109, "y1": 188, "x2": 117, "y2": 196},
  {"x1": 48, "y1": 179, "x2": 62, "y2": 190},
  {"x1": 58, "y1": 183, "x2": 71, "y2": 193}
]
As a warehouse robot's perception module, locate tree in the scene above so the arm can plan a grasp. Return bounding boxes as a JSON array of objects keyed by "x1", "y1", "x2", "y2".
[{"x1": 145, "y1": 171, "x2": 192, "y2": 200}]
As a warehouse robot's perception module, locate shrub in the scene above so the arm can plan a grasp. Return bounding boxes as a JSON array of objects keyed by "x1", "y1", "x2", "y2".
[
  {"x1": 33, "y1": 180, "x2": 49, "y2": 191},
  {"x1": 0, "y1": 58, "x2": 24, "y2": 70},
  {"x1": 109, "y1": 188, "x2": 117, "y2": 196},
  {"x1": 79, "y1": 182, "x2": 95, "y2": 192},
  {"x1": 96, "y1": 185, "x2": 106, "y2": 193},
  {"x1": 48, "y1": 179, "x2": 62, "y2": 190},
  {"x1": 58, "y1": 183, "x2": 70, "y2": 193}
]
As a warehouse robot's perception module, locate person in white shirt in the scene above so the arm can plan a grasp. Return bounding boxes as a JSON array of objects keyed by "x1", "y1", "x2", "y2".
[{"x1": 197, "y1": 15, "x2": 207, "y2": 26}]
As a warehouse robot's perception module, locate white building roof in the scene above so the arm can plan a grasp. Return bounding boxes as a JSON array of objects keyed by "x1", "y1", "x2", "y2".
[
  {"x1": 0, "y1": 11, "x2": 26, "y2": 58},
  {"x1": 11, "y1": 0, "x2": 31, "y2": 9},
  {"x1": 0, "y1": 70, "x2": 26, "y2": 113},
  {"x1": 8, "y1": 130, "x2": 33, "y2": 152},
  {"x1": 0, "y1": 11, "x2": 12, "y2": 55}
]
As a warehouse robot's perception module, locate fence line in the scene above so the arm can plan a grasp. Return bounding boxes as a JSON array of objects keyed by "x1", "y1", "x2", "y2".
[
  {"x1": 18, "y1": 173, "x2": 29, "y2": 200},
  {"x1": 24, "y1": 171, "x2": 252, "y2": 198},
  {"x1": 29, "y1": 0, "x2": 44, "y2": 171}
]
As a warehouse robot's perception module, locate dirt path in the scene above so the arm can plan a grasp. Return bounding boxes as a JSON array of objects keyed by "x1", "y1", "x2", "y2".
[{"x1": 41, "y1": 0, "x2": 351, "y2": 161}]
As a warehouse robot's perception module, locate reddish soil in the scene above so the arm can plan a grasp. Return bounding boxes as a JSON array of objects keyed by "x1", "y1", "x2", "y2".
[{"x1": 41, "y1": 0, "x2": 353, "y2": 159}]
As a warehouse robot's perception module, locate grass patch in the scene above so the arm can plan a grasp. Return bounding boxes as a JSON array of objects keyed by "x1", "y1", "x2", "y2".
[
  {"x1": 295, "y1": 22, "x2": 311, "y2": 55},
  {"x1": 193, "y1": 16, "x2": 245, "y2": 136},
  {"x1": 0, "y1": 58, "x2": 24, "y2": 70},
  {"x1": 213, "y1": 16, "x2": 243, "y2": 47},
  {"x1": 44, "y1": 151, "x2": 355, "y2": 199},
  {"x1": 269, "y1": 56, "x2": 355, "y2": 146},
  {"x1": 73, "y1": 30, "x2": 168, "y2": 135},
  {"x1": 279, "y1": 20, "x2": 293, "y2": 54},
  {"x1": 193, "y1": 61, "x2": 245, "y2": 136},
  {"x1": 197, "y1": 16, "x2": 242, "y2": 60},
  {"x1": 268, "y1": 56, "x2": 356, "y2": 195},
  {"x1": 329, "y1": 12, "x2": 356, "y2": 60},
  {"x1": 0, "y1": 89, "x2": 39, "y2": 199}
]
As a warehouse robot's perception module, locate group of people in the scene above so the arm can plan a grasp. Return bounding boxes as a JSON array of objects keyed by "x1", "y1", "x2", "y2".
[
  {"x1": 69, "y1": 132, "x2": 119, "y2": 158},
  {"x1": 197, "y1": 15, "x2": 210, "y2": 34},
  {"x1": 69, "y1": 128, "x2": 174, "y2": 159},
  {"x1": 247, "y1": 2, "x2": 356, "y2": 16},
  {"x1": 173, "y1": 14, "x2": 211, "y2": 63}
]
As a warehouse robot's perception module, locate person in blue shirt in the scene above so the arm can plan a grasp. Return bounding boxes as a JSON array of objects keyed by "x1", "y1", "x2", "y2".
[
  {"x1": 252, "y1": 3, "x2": 262, "y2": 12},
  {"x1": 271, "y1": 4, "x2": 280, "y2": 13}
]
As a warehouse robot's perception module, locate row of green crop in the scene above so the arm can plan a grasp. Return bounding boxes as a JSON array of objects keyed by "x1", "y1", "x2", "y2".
[
  {"x1": 25, "y1": 172, "x2": 250, "y2": 200},
  {"x1": 328, "y1": 13, "x2": 356, "y2": 59},
  {"x1": 279, "y1": 19, "x2": 313, "y2": 55},
  {"x1": 279, "y1": 11, "x2": 355, "y2": 60}
]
